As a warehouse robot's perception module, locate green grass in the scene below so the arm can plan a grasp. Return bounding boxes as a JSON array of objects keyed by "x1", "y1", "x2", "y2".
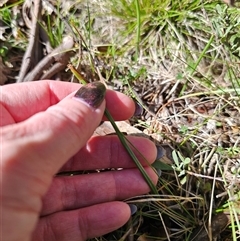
[
  {"x1": 81, "y1": 1, "x2": 240, "y2": 240},
  {"x1": 2, "y1": 0, "x2": 240, "y2": 240},
  {"x1": 0, "y1": 0, "x2": 25, "y2": 58}
]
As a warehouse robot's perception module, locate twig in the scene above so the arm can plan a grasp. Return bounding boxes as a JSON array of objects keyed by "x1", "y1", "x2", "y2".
[
  {"x1": 17, "y1": 0, "x2": 42, "y2": 82},
  {"x1": 22, "y1": 36, "x2": 74, "y2": 82},
  {"x1": 40, "y1": 61, "x2": 69, "y2": 80}
]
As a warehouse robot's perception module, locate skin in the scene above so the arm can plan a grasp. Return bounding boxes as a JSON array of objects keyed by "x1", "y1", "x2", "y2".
[{"x1": 1, "y1": 80, "x2": 158, "y2": 241}]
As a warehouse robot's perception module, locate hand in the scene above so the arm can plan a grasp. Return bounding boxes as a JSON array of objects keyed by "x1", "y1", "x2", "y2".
[{"x1": 1, "y1": 80, "x2": 158, "y2": 241}]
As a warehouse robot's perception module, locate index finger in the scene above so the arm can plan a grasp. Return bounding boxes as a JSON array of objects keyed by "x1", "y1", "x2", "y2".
[{"x1": 0, "y1": 80, "x2": 135, "y2": 126}]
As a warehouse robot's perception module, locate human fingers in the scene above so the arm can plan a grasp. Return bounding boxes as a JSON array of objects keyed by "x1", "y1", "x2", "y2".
[
  {"x1": 41, "y1": 166, "x2": 158, "y2": 216},
  {"x1": 60, "y1": 135, "x2": 157, "y2": 171},
  {"x1": 2, "y1": 83, "x2": 107, "y2": 189},
  {"x1": 33, "y1": 201, "x2": 130, "y2": 241},
  {"x1": 1, "y1": 83, "x2": 106, "y2": 240},
  {"x1": 0, "y1": 80, "x2": 135, "y2": 126}
]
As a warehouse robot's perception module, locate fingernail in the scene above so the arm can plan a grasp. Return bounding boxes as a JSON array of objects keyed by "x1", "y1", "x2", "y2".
[
  {"x1": 133, "y1": 101, "x2": 143, "y2": 116},
  {"x1": 74, "y1": 82, "x2": 106, "y2": 108},
  {"x1": 128, "y1": 204, "x2": 137, "y2": 215},
  {"x1": 156, "y1": 145, "x2": 166, "y2": 160}
]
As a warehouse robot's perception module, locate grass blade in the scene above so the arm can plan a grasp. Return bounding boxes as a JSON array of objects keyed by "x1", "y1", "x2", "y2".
[
  {"x1": 70, "y1": 66, "x2": 158, "y2": 194},
  {"x1": 104, "y1": 108, "x2": 158, "y2": 194}
]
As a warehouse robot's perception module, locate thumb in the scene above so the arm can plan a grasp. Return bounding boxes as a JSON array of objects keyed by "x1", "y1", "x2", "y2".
[
  {"x1": 2, "y1": 82, "x2": 106, "y2": 186},
  {"x1": 1, "y1": 82, "x2": 106, "y2": 241}
]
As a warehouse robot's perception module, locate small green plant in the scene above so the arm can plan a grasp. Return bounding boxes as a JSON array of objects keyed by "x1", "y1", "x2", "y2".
[
  {"x1": 44, "y1": 7, "x2": 65, "y2": 47},
  {"x1": 0, "y1": 6, "x2": 11, "y2": 25},
  {"x1": 0, "y1": 46, "x2": 8, "y2": 58},
  {"x1": 227, "y1": 146, "x2": 240, "y2": 157},
  {"x1": 179, "y1": 125, "x2": 189, "y2": 135},
  {"x1": 172, "y1": 150, "x2": 191, "y2": 185}
]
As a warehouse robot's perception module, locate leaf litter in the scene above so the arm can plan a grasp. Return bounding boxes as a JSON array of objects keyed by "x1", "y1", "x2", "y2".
[{"x1": 1, "y1": 0, "x2": 240, "y2": 240}]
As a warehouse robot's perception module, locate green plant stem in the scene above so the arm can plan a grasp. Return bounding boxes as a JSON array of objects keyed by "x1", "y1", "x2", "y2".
[
  {"x1": 70, "y1": 67, "x2": 158, "y2": 194},
  {"x1": 68, "y1": 64, "x2": 87, "y2": 84},
  {"x1": 180, "y1": 35, "x2": 214, "y2": 96},
  {"x1": 135, "y1": 0, "x2": 140, "y2": 58},
  {"x1": 104, "y1": 108, "x2": 158, "y2": 194}
]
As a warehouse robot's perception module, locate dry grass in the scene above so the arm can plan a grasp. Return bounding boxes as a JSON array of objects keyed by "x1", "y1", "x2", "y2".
[{"x1": 1, "y1": 0, "x2": 240, "y2": 240}]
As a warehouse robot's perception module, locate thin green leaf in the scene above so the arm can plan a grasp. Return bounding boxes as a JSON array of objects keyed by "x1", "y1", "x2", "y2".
[
  {"x1": 104, "y1": 109, "x2": 158, "y2": 194},
  {"x1": 70, "y1": 66, "x2": 158, "y2": 194}
]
